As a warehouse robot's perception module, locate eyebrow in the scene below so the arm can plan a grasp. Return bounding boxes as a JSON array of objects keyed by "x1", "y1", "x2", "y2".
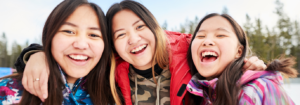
[
  {"x1": 197, "y1": 28, "x2": 230, "y2": 33},
  {"x1": 64, "y1": 22, "x2": 77, "y2": 27},
  {"x1": 132, "y1": 20, "x2": 141, "y2": 26},
  {"x1": 198, "y1": 29, "x2": 206, "y2": 33},
  {"x1": 113, "y1": 20, "x2": 142, "y2": 35},
  {"x1": 89, "y1": 27, "x2": 101, "y2": 30},
  {"x1": 63, "y1": 22, "x2": 100, "y2": 30},
  {"x1": 216, "y1": 28, "x2": 230, "y2": 33}
]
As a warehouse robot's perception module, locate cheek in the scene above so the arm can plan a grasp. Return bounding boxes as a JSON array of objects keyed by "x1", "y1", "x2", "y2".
[
  {"x1": 218, "y1": 39, "x2": 238, "y2": 59},
  {"x1": 191, "y1": 39, "x2": 202, "y2": 66},
  {"x1": 191, "y1": 39, "x2": 201, "y2": 57},
  {"x1": 92, "y1": 40, "x2": 105, "y2": 59},
  {"x1": 141, "y1": 29, "x2": 156, "y2": 52},
  {"x1": 51, "y1": 34, "x2": 69, "y2": 59},
  {"x1": 114, "y1": 39, "x2": 127, "y2": 56}
]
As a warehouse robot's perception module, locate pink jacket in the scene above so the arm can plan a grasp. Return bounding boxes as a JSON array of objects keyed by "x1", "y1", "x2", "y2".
[{"x1": 187, "y1": 71, "x2": 295, "y2": 105}]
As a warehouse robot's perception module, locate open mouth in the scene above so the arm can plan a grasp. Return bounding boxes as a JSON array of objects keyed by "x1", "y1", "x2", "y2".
[
  {"x1": 68, "y1": 54, "x2": 90, "y2": 61},
  {"x1": 130, "y1": 44, "x2": 147, "y2": 54},
  {"x1": 201, "y1": 51, "x2": 218, "y2": 62}
]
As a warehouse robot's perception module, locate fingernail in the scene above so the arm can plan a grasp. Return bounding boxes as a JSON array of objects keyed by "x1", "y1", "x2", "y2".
[{"x1": 43, "y1": 94, "x2": 47, "y2": 99}]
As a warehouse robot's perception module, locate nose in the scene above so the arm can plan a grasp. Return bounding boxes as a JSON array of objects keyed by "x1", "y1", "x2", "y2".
[
  {"x1": 128, "y1": 31, "x2": 141, "y2": 45},
  {"x1": 202, "y1": 38, "x2": 215, "y2": 46},
  {"x1": 73, "y1": 34, "x2": 89, "y2": 50}
]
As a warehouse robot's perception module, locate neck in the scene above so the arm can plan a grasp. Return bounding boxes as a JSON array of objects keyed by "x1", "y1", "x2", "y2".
[
  {"x1": 132, "y1": 62, "x2": 157, "y2": 70},
  {"x1": 67, "y1": 76, "x2": 78, "y2": 84}
]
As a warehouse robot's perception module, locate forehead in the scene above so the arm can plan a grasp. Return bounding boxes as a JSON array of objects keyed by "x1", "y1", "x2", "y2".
[
  {"x1": 112, "y1": 9, "x2": 141, "y2": 28},
  {"x1": 64, "y1": 5, "x2": 100, "y2": 26},
  {"x1": 199, "y1": 16, "x2": 234, "y2": 33}
]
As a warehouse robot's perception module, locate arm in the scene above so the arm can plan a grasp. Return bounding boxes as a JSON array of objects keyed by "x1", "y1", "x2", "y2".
[
  {"x1": 14, "y1": 44, "x2": 49, "y2": 102},
  {"x1": 14, "y1": 43, "x2": 43, "y2": 73}
]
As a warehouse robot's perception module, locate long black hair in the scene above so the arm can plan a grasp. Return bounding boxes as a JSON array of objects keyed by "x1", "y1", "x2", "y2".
[
  {"x1": 187, "y1": 13, "x2": 298, "y2": 105},
  {"x1": 18, "y1": 0, "x2": 114, "y2": 104},
  {"x1": 106, "y1": 0, "x2": 169, "y2": 104}
]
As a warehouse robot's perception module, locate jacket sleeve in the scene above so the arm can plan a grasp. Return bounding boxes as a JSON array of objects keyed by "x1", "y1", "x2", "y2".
[
  {"x1": 238, "y1": 78, "x2": 295, "y2": 105},
  {"x1": 14, "y1": 43, "x2": 43, "y2": 73}
]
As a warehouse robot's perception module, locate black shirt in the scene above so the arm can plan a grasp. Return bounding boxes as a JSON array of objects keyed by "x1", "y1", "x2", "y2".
[{"x1": 131, "y1": 64, "x2": 163, "y2": 79}]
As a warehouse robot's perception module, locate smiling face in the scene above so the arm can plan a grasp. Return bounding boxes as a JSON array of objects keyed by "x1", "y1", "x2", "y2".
[
  {"x1": 112, "y1": 9, "x2": 156, "y2": 70},
  {"x1": 191, "y1": 16, "x2": 243, "y2": 80},
  {"x1": 51, "y1": 5, "x2": 104, "y2": 83}
]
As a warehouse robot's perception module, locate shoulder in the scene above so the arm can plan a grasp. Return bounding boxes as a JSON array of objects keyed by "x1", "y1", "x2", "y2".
[
  {"x1": 239, "y1": 72, "x2": 295, "y2": 105},
  {"x1": 164, "y1": 30, "x2": 192, "y2": 44},
  {"x1": 0, "y1": 77, "x2": 23, "y2": 104}
]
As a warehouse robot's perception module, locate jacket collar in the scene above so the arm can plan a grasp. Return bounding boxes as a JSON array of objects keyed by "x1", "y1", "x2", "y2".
[
  {"x1": 57, "y1": 65, "x2": 87, "y2": 105},
  {"x1": 186, "y1": 71, "x2": 282, "y2": 104},
  {"x1": 186, "y1": 74, "x2": 217, "y2": 104}
]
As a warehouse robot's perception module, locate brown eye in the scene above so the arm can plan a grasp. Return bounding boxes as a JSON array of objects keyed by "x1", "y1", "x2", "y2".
[
  {"x1": 136, "y1": 25, "x2": 145, "y2": 30},
  {"x1": 90, "y1": 34, "x2": 100, "y2": 38},
  {"x1": 62, "y1": 30, "x2": 75, "y2": 34},
  {"x1": 116, "y1": 33, "x2": 125, "y2": 38},
  {"x1": 217, "y1": 35, "x2": 226, "y2": 37},
  {"x1": 196, "y1": 35, "x2": 205, "y2": 38}
]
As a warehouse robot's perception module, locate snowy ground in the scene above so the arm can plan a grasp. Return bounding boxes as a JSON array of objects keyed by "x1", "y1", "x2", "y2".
[{"x1": 283, "y1": 83, "x2": 300, "y2": 104}]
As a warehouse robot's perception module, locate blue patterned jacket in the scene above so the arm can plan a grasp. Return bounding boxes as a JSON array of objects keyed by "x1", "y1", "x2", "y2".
[{"x1": 0, "y1": 66, "x2": 93, "y2": 105}]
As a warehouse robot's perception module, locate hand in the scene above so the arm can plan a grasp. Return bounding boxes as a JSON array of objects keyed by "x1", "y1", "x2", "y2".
[
  {"x1": 22, "y1": 52, "x2": 49, "y2": 102},
  {"x1": 243, "y1": 56, "x2": 267, "y2": 71}
]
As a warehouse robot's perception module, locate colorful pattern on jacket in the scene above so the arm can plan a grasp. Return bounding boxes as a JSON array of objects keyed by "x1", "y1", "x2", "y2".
[
  {"x1": 186, "y1": 71, "x2": 295, "y2": 105},
  {"x1": 0, "y1": 77, "x2": 23, "y2": 104},
  {"x1": 128, "y1": 66, "x2": 171, "y2": 105},
  {"x1": 0, "y1": 65, "x2": 93, "y2": 105}
]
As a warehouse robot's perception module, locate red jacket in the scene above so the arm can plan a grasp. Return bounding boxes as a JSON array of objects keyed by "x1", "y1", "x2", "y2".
[{"x1": 115, "y1": 31, "x2": 192, "y2": 105}]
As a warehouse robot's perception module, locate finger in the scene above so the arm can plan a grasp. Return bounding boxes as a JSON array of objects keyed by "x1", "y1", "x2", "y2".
[
  {"x1": 40, "y1": 69, "x2": 49, "y2": 100},
  {"x1": 33, "y1": 77, "x2": 44, "y2": 102},
  {"x1": 260, "y1": 60, "x2": 267, "y2": 70},
  {"x1": 22, "y1": 74, "x2": 29, "y2": 94},
  {"x1": 247, "y1": 60, "x2": 264, "y2": 71},
  {"x1": 243, "y1": 57, "x2": 255, "y2": 70},
  {"x1": 27, "y1": 73, "x2": 36, "y2": 96},
  {"x1": 242, "y1": 58, "x2": 249, "y2": 70},
  {"x1": 244, "y1": 56, "x2": 259, "y2": 69},
  {"x1": 243, "y1": 58, "x2": 248, "y2": 63},
  {"x1": 255, "y1": 60, "x2": 266, "y2": 71},
  {"x1": 248, "y1": 56, "x2": 259, "y2": 63}
]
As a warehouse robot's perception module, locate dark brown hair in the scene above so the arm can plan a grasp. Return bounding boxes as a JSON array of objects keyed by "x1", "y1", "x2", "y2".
[
  {"x1": 106, "y1": 0, "x2": 169, "y2": 104},
  {"x1": 12, "y1": 0, "x2": 113, "y2": 104},
  {"x1": 187, "y1": 13, "x2": 298, "y2": 105}
]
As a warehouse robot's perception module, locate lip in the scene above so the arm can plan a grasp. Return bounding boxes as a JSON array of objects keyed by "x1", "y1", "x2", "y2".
[
  {"x1": 67, "y1": 53, "x2": 91, "y2": 66},
  {"x1": 129, "y1": 44, "x2": 148, "y2": 55},
  {"x1": 199, "y1": 49, "x2": 219, "y2": 64}
]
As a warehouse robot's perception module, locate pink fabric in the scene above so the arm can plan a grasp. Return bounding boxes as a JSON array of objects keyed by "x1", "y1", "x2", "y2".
[{"x1": 186, "y1": 71, "x2": 295, "y2": 105}]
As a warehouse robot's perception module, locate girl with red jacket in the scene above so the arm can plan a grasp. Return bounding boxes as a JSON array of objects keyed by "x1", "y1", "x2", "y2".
[{"x1": 16, "y1": 0, "x2": 266, "y2": 105}]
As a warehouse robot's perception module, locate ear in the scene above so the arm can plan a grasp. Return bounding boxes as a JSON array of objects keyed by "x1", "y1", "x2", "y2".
[{"x1": 235, "y1": 45, "x2": 243, "y2": 59}]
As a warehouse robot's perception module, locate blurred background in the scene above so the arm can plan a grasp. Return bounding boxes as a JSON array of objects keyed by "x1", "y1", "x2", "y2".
[{"x1": 0, "y1": 0, "x2": 299, "y2": 104}]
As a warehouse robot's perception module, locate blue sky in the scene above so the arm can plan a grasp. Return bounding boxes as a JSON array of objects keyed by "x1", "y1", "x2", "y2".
[{"x1": 0, "y1": 0, "x2": 299, "y2": 52}]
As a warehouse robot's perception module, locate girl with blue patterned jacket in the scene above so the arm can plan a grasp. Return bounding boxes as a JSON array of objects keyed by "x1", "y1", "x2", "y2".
[{"x1": 0, "y1": 0, "x2": 114, "y2": 104}]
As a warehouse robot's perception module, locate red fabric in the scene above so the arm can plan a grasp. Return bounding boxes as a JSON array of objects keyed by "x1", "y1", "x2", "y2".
[{"x1": 115, "y1": 30, "x2": 192, "y2": 105}]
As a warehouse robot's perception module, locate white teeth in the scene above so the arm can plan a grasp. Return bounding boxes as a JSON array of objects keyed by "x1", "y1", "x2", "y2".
[
  {"x1": 202, "y1": 51, "x2": 217, "y2": 57},
  {"x1": 131, "y1": 45, "x2": 147, "y2": 53},
  {"x1": 69, "y1": 55, "x2": 88, "y2": 60}
]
